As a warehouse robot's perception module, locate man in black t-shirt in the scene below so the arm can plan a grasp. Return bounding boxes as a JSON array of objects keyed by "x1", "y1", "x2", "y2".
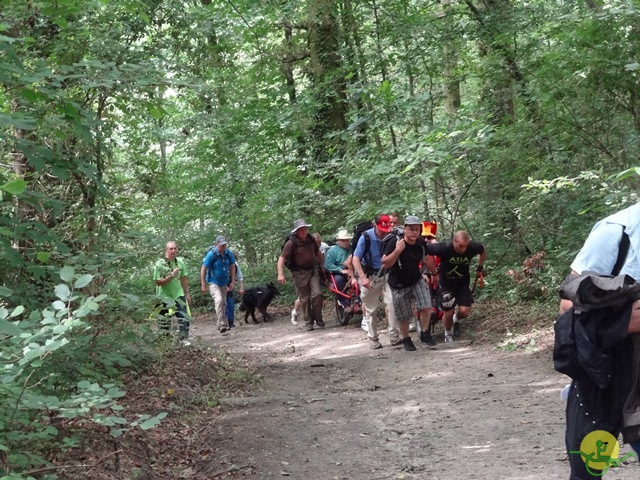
[
  {"x1": 382, "y1": 216, "x2": 438, "y2": 351},
  {"x1": 427, "y1": 231, "x2": 486, "y2": 342}
]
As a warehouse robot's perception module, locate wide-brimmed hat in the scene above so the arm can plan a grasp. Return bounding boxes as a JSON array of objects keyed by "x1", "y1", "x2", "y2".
[
  {"x1": 291, "y1": 218, "x2": 312, "y2": 234},
  {"x1": 215, "y1": 235, "x2": 228, "y2": 246},
  {"x1": 376, "y1": 214, "x2": 391, "y2": 233},
  {"x1": 404, "y1": 215, "x2": 422, "y2": 226},
  {"x1": 336, "y1": 229, "x2": 353, "y2": 240}
]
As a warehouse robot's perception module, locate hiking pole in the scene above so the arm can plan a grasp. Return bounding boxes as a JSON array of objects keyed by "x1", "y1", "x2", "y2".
[{"x1": 472, "y1": 272, "x2": 485, "y2": 294}]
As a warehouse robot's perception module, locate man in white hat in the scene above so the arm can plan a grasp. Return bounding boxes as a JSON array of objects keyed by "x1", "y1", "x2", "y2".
[
  {"x1": 325, "y1": 229, "x2": 354, "y2": 311},
  {"x1": 278, "y1": 219, "x2": 325, "y2": 330}
]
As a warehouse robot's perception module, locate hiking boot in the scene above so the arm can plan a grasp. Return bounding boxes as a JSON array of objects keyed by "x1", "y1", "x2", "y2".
[
  {"x1": 403, "y1": 337, "x2": 417, "y2": 351},
  {"x1": 291, "y1": 310, "x2": 298, "y2": 326},
  {"x1": 369, "y1": 338, "x2": 383, "y2": 350},
  {"x1": 445, "y1": 333, "x2": 455, "y2": 343},
  {"x1": 420, "y1": 331, "x2": 437, "y2": 346},
  {"x1": 453, "y1": 322, "x2": 461, "y2": 339},
  {"x1": 305, "y1": 324, "x2": 314, "y2": 331},
  {"x1": 390, "y1": 336, "x2": 403, "y2": 346}
]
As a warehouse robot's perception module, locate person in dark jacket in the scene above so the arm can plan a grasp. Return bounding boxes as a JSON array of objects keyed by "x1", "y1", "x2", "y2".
[{"x1": 559, "y1": 202, "x2": 640, "y2": 479}]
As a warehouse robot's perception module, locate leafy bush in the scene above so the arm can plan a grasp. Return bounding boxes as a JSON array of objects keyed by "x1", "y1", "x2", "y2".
[{"x1": 0, "y1": 267, "x2": 165, "y2": 478}]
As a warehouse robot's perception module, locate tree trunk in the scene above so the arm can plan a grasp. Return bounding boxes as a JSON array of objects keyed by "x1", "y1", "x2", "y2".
[{"x1": 308, "y1": 0, "x2": 347, "y2": 168}]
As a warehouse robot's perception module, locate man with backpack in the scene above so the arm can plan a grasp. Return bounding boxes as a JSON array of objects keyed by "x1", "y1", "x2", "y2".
[
  {"x1": 277, "y1": 219, "x2": 325, "y2": 331},
  {"x1": 200, "y1": 235, "x2": 237, "y2": 333},
  {"x1": 352, "y1": 213, "x2": 400, "y2": 349},
  {"x1": 382, "y1": 216, "x2": 438, "y2": 351}
]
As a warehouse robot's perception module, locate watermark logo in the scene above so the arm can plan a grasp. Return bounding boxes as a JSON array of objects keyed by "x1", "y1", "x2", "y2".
[{"x1": 569, "y1": 430, "x2": 638, "y2": 476}]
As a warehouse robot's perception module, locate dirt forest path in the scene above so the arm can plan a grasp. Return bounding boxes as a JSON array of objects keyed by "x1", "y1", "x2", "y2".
[{"x1": 190, "y1": 309, "x2": 639, "y2": 480}]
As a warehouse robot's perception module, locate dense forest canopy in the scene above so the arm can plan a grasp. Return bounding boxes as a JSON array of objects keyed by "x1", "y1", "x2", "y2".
[{"x1": 1, "y1": 0, "x2": 640, "y2": 474}]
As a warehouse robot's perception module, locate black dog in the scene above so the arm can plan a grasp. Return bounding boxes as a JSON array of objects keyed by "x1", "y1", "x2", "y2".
[{"x1": 239, "y1": 282, "x2": 280, "y2": 324}]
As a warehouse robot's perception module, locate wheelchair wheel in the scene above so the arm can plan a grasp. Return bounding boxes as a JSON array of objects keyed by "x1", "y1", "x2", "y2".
[{"x1": 335, "y1": 298, "x2": 351, "y2": 326}]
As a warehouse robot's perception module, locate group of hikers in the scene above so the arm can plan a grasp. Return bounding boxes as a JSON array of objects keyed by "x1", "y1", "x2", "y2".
[
  {"x1": 278, "y1": 213, "x2": 487, "y2": 352},
  {"x1": 152, "y1": 213, "x2": 487, "y2": 352}
]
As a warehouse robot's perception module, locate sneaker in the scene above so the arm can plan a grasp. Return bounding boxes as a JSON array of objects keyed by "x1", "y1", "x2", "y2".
[
  {"x1": 361, "y1": 321, "x2": 369, "y2": 332},
  {"x1": 409, "y1": 322, "x2": 416, "y2": 333},
  {"x1": 291, "y1": 310, "x2": 298, "y2": 326},
  {"x1": 403, "y1": 337, "x2": 417, "y2": 351},
  {"x1": 219, "y1": 326, "x2": 228, "y2": 333},
  {"x1": 453, "y1": 322, "x2": 461, "y2": 339},
  {"x1": 390, "y1": 336, "x2": 403, "y2": 346},
  {"x1": 181, "y1": 340, "x2": 192, "y2": 347},
  {"x1": 369, "y1": 338, "x2": 383, "y2": 349},
  {"x1": 445, "y1": 333, "x2": 455, "y2": 343},
  {"x1": 305, "y1": 325, "x2": 314, "y2": 331},
  {"x1": 316, "y1": 321, "x2": 326, "y2": 328},
  {"x1": 420, "y1": 331, "x2": 437, "y2": 346}
]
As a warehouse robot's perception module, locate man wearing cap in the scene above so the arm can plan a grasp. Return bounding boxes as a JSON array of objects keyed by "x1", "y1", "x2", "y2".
[
  {"x1": 352, "y1": 213, "x2": 399, "y2": 349},
  {"x1": 325, "y1": 229, "x2": 353, "y2": 311},
  {"x1": 427, "y1": 230, "x2": 486, "y2": 342},
  {"x1": 201, "y1": 235, "x2": 237, "y2": 333},
  {"x1": 278, "y1": 219, "x2": 325, "y2": 331},
  {"x1": 382, "y1": 216, "x2": 438, "y2": 351},
  {"x1": 153, "y1": 241, "x2": 191, "y2": 340}
]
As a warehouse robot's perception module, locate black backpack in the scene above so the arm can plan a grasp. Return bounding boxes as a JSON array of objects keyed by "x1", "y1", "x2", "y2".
[
  {"x1": 281, "y1": 234, "x2": 318, "y2": 271},
  {"x1": 380, "y1": 226, "x2": 426, "y2": 270},
  {"x1": 204, "y1": 246, "x2": 234, "y2": 275},
  {"x1": 349, "y1": 221, "x2": 374, "y2": 254},
  {"x1": 348, "y1": 221, "x2": 374, "y2": 274}
]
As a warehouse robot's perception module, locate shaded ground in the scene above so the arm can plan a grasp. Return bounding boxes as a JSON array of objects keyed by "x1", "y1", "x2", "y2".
[{"x1": 55, "y1": 301, "x2": 639, "y2": 480}]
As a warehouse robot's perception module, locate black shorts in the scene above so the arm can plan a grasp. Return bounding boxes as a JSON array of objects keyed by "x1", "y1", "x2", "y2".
[{"x1": 437, "y1": 285, "x2": 473, "y2": 311}]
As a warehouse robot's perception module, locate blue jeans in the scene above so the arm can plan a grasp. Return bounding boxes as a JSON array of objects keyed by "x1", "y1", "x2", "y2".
[
  {"x1": 226, "y1": 291, "x2": 235, "y2": 327},
  {"x1": 631, "y1": 441, "x2": 640, "y2": 455},
  {"x1": 158, "y1": 296, "x2": 189, "y2": 339}
]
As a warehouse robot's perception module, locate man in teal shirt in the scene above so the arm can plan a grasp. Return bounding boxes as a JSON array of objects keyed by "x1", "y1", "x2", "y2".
[{"x1": 153, "y1": 241, "x2": 191, "y2": 340}]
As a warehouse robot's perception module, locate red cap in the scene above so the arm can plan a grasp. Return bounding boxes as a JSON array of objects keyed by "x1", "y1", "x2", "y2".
[{"x1": 376, "y1": 214, "x2": 391, "y2": 233}]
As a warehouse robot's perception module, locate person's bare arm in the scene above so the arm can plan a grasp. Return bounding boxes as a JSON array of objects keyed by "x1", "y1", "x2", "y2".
[
  {"x1": 277, "y1": 256, "x2": 286, "y2": 284},
  {"x1": 559, "y1": 270, "x2": 579, "y2": 314},
  {"x1": 381, "y1": 239, "x2": 404, "y2": 270},
  {"x1": 200, "y1": 265, "x2": 208, "y2": 293},
  {"x1": 629, "y1": 300, "x2": 640, "y2": 333},
  {"x1": 352, "y1": 255, "x2": 370, "y2": 288}
]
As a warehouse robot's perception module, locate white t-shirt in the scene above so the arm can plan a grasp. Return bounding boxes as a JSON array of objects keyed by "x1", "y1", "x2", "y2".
[{"x1": 571, "y1": 202, "x2": 640, "y2": 280}]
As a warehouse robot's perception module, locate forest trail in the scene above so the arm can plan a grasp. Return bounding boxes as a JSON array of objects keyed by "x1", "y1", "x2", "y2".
[{"x1": 190, "y1": 310, "x2": 639, "y2": 480}]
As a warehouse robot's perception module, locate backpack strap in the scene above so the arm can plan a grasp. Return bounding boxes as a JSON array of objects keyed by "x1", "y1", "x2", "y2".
[{"x1": 611, "y1": 228, "x2": 630, "y2": 276}]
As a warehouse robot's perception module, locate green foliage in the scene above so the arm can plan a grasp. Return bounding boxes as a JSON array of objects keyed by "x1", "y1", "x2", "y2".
[
  {"x1": 0, "y1": 268, "x2": 164, "y2": 476},
  {"x1": 3, "y1": 0, "x2": 640, "y2": 471}
]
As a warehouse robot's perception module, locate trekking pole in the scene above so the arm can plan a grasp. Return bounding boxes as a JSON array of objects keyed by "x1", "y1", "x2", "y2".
[{"x1": 472, "y1": 272, "x2": 485, "y2": 294}]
